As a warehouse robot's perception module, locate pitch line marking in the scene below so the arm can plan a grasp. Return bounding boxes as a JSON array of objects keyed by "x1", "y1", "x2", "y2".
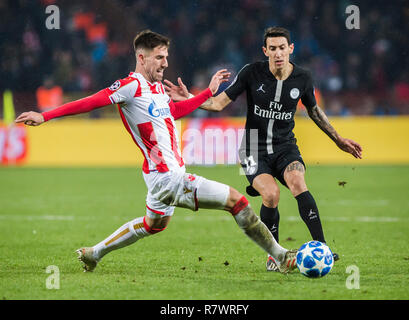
[{"x1": 182, "y1": 215, "x2": 407, "y2": 223}]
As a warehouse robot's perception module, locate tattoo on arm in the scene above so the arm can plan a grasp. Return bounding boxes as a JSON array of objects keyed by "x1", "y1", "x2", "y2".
[
  {"x1": 200, "y1": 92, "x2": 231, "y2": 111},
  {"x1": 200, "y1": 98, "x2": 214, "y2": 110},
  {"x1": 285, "y1": 161, "x2": 305, "y2": 173},
  {"x1": 307, "y1": 105, "x2": 340, "y2": 143}
]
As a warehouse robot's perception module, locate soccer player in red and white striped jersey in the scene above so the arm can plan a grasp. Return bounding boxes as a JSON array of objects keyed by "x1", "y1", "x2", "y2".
[{"x1": 15, "y1": 30, "x2": 297, "y2": 273}]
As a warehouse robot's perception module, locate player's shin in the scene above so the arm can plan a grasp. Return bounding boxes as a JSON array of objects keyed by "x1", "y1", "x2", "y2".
[
  {"x1": 230, "y1": 197, "x2": 287, "y2": 265},
  {"x1": 194, "y1": 179, "x2": 288, "y2": 265},
  {"x1": 92, "y1": 216, "x2": 153, "y2": 260},
  {"x1": 260, "y1": 205, "x2": 280, "y2": 242},
  {"x1": 295, "y1": 191, "x2": 326, "y2": 243}
]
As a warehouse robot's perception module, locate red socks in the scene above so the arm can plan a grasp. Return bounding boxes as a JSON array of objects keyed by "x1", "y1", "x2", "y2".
[{"x1": 229, "y1": 196, "x2": 249, "y2": 216}]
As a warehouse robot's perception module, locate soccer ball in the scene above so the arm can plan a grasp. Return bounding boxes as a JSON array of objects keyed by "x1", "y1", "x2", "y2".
[{"x1": 296, "y1": 241, "x2": 334, "y2": 278}]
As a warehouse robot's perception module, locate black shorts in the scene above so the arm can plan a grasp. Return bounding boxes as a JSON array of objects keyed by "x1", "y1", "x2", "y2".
[{"x1": 240, "y1": 143, "x2": 305, "y2": 196}]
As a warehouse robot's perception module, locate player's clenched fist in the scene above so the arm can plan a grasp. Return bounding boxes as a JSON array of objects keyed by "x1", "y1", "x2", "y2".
[{"x1": 15, "y1": 111, "x2": 45, "y2": 126}]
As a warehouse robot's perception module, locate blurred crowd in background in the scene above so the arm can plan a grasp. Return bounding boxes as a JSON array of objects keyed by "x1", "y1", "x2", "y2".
[{"x1": 0, "y1": 0, "x2": 408, "y2": 118}]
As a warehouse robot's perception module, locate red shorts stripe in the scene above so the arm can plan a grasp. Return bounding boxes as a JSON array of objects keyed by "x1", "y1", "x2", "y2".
[
  {"x1": 194, "y1": 189, "x2": 199, "y2": 211},
  {"x1": 146, "y1": 205, "x2": 165, "y2": 216}
]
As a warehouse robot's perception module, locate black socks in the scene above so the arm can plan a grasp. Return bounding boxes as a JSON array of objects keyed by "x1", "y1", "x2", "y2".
[
  {"x1": 260, "y1": 204, "x2": 280, "y2": 242},
  {"x1": 295, "y1": 191, "x2": 326, "y2": 243},
  {"x1": 260, "y1": 191, "x2": 326, "y2": 244}
]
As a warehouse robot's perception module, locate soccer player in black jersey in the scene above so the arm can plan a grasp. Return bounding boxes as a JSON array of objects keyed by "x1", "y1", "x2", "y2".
[{"x1": 165, "y1": 27, "x2": 362, "y2": 271}]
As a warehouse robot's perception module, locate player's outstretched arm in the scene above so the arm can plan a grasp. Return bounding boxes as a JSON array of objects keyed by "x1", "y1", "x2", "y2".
[
  {"x1": 168, "y1": 69, "x2": 230, "y2": 120},
  {"x1": 15, "y1": 90, "x2": 112, "y2": 126},
  {"x1": 15, "y1": 111, "x2": 44, "y2": 126},
  {"x1": 164, "y1": 69, "x2": 232, "y2": 112},
  {"x1": 207, "y1": 69, "x2": 231, "y2": 95},
  {"x1": 307, "y1": 104, "x2": 362, "y2": 159},
  {"x1": 201, "y1": 69, "x2": 232, "y2": 111},
  {"x1": 199, "y1": 91, "x2": 232, "y2": 112}
]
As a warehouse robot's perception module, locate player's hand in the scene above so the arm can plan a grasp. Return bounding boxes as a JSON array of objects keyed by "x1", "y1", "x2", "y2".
[
  {"x1": 208, "y1": 69, "x2": 231, "y2": 95},
  {"x1": 337, "y1": 137, "x2": 362, "y2": 159},
  {"x1": 164, "y1": 77, "x2": 190, "y2": 102},
  {"x1": 15, "y1": 111, "x2": 44, "y2": 126}
]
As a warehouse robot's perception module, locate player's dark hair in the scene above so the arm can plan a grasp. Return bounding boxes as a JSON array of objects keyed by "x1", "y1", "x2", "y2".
[
  {"x1": 133, "y1": 30, "x2": 170, "y2": 52},
  {"x1": 263, "y1": 27, "x2": 291, "y2": 47}
]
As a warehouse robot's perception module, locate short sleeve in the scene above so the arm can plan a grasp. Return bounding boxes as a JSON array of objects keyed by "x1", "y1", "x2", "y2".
[
  {"x1": 301, "y1": 71, "x2": 317, "y2": 110},
  {"x1": 224, "y1": 64, "x2": 251, "y2": 101},
  {"x1": 104, "y1": 77, "x2": 140, "y2": 104}
]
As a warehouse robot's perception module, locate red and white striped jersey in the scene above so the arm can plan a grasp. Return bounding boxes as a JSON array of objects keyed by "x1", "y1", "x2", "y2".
[{"x1": 106, "y1": 72, "x2": 184, "y2": 174}]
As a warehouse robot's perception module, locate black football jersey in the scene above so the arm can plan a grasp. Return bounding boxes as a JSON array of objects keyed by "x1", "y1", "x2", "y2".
[{"x1": 225, "y1": 61, "x2": 316, "y2": 154}]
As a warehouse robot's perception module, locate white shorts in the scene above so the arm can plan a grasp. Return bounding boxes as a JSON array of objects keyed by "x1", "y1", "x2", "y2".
[{"x1": 143, "y1": 168, "x2": 230, "y2": 219}]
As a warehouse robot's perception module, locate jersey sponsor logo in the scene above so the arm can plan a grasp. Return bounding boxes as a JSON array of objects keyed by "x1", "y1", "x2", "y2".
[
  {"x1": 256, "y1": 84, "x2": 266, "y2": 93},
  {"x1": 109, "y1": 80, "x2": 121, "y2": 91},
  {"x1": 148, "y1": 100, "x2": 171, "y2": 118},
  {"x1": 290, "y1": 88, "x2": 300, "y2": 99},
  {"x1": 254, "y1": 104, "x2": 293, "y2": 120}
]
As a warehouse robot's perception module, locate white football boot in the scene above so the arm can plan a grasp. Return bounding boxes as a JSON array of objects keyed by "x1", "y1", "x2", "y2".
[
  {"x1": 277, "y1": 249, "x2": 298, "y2": 274},
  {"x1": 76, "y1": 247, "x2": 99, "y2": 272},
  {"x1": 266, "y1": 255, "x2": 280, "y2": 272}
]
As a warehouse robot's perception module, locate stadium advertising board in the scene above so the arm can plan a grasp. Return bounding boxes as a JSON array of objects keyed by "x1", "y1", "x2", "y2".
[
  {"x1": 0, "y1": 124, "x2": 27, "y2": 165},
  {"x1": 1, "y1": 116, "x2": 409, "y2": 166},
  {"x1": 181, "y1": 118, "x2": 246, "y2": 166}
]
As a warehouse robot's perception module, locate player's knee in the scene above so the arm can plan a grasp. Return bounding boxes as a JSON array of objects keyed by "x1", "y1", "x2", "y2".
[
  {"x1": 195, "y1": 177, "x2": 231, "y2": 211},
  {"x1": 286, "y1": 176, "x2": 307, "y2": 196},
  {"x1": 225, "y1": 187, "x2": 246, "y2": 211},
  {"x1": 228, "y1": 193, "x2": 250, "y2": 216},
  {"x1": 260, "y1": 187, "x2": 280, "y2": 208},
  {"x1": 144, "y1": 216, "x2": 170, "y2": 234}
]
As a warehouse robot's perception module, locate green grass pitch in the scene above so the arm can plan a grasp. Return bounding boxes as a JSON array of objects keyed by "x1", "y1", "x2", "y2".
[{"x1": 0, "y1": 165, "x2": 408, "y2": 300}]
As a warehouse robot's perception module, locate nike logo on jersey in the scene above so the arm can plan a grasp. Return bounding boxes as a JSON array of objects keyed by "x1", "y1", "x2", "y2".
[{"x1": 256, "y1": 84, "x2": 266, "y2": 93}]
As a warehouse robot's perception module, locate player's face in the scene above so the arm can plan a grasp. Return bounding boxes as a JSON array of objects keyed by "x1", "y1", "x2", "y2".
[
  {"x1": 263, "y1": 37, "x2": 294, "y2": 70},
  {"x1": 142, "y1": 45, "x2": 169, "y2": 82}
]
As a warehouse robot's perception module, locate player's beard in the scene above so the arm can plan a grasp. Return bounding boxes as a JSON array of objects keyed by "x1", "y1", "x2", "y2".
[
  {"x1": 155, "y1": 68, "x2": 164, "y2": 81},
  {"x1": 147, "y1": 68, "x2": 164, "y2": 82}
]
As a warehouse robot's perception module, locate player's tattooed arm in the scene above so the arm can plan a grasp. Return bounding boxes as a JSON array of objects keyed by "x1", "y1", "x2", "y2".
[
  {"x1": 307, "y1": 104, "x2": 363, "y2": 159},
  {"x1": 164, "y1": 69, "x2": 230, "y2": 110},
  {"x1": 307, "y1": 105, "x2": 340, "y2": 143},
  {"x1": 200, "y1": 97, "x2": 215, "y2": 109},
  {"x1": 199, "y1": 92, "x2": 232, "y2": 112}
]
